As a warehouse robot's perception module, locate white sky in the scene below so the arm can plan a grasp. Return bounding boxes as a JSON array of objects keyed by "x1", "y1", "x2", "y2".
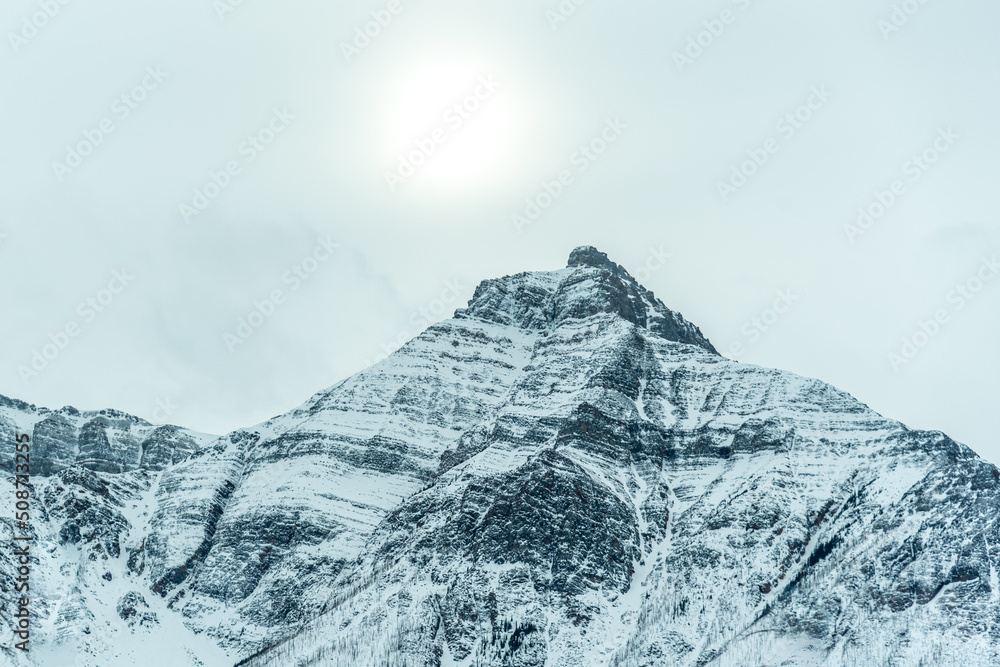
[{"x1": 2, "y1": 0, "x2": 998, "y2": 463}]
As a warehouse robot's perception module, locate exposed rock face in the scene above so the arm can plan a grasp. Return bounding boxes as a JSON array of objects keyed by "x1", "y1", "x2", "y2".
[
  {"x1": 139, "y1": 425, "x2": 206, "y2": 471},
  {"x1": 0, "y1": 400, "x2": 216, "y2": 666},
  {"x1": 2, "y1": 246, "x2": 999, "y2": 667},
  {"x1": 117, "y1": 591, "x2": 157, "y2": 628},
  {"x1": 0, "y1": 402, "x2": 208, "y2": 476},
  {"x1": 458, "y1": 245, "x2": 716, "y2": 354}
]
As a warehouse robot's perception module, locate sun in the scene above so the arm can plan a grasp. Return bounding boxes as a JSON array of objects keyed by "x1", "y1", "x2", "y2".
[{"x1": 389, "y1": 60, "x2": 512, "y2": 191}]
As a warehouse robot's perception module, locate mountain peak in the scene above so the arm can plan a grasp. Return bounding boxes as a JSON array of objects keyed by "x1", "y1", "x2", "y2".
[
  {"x1": 567, "y1": 245, "x2": 617, "y2": 271},
  {"x1": 7, "y1": 247, "x2": 995, "y2": 667},
  {"x1": 456, "y1": 247, "x2": 718, "y2": 354}
]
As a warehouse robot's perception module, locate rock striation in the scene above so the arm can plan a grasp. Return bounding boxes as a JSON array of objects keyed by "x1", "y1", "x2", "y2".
[{"x1": 2, "y1": 247, "x2": 998, "y2": 667}]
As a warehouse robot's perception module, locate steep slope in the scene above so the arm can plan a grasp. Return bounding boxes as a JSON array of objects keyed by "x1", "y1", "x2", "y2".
[
  {"x1": 235, "y1": 248, "x2": 1000, "y2": 667},
  {"x1": 143, "y1": 246, "x2": 718, "y2": 652},
  {"x1": 0, "y1": 398, "x2": 221, "y2": 666},
  {"x1": 3, "y1": 246, "x2": 998, "y2": 667},
  {"x1": 146, "y1": 315, "x2": 537, "y2": 651}
]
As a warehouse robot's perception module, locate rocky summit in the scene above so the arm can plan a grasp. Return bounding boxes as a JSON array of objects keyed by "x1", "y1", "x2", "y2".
[{"x1": 2, "y1": 247, "x2": 999, "y2": 667}]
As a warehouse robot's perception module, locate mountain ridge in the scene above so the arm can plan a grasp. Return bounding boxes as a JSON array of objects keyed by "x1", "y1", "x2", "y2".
[{"x1": 2, "y1": 246, "x2": 998, "y2": 667}]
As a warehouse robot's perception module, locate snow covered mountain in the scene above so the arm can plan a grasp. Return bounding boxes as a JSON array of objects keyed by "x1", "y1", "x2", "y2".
[{"x1": 3, "y1": 246, "x2": 999, "y2": 666}]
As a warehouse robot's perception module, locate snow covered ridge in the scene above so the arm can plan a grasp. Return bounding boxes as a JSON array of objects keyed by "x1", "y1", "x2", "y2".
[
  {"x1": 0, "y1": 395, "x2": 216, "y2": 475},
  {"x1": 3, "y1": 246, "x2": 1000, "y2": 666}
]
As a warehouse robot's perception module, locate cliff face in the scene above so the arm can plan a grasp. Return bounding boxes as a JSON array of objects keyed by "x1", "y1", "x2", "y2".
[
  {"x1": 3, "y1": 247, "x2": 998, "y2": 667},
  {"x1": 0, "y1": 397, "x2": 211, "y2": 475},
  {"x1": 0, "y1": 398, "x2": 219, "y2": 666}
]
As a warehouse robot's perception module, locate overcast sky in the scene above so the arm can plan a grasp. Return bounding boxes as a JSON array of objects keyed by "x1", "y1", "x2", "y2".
[{"x1": 2, "y1": 0, "x2": 998, "y2": 464}]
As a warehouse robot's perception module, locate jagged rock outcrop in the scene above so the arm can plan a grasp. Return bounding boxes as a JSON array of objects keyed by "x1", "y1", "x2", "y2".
[{"x1": 0, "y1": 401, "x2": 209, "y2": 476}]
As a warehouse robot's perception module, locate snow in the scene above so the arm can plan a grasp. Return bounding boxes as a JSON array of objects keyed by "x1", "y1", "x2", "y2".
[{"x1": 4, "y1": 252, "x2": 998, "y2": 666}]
